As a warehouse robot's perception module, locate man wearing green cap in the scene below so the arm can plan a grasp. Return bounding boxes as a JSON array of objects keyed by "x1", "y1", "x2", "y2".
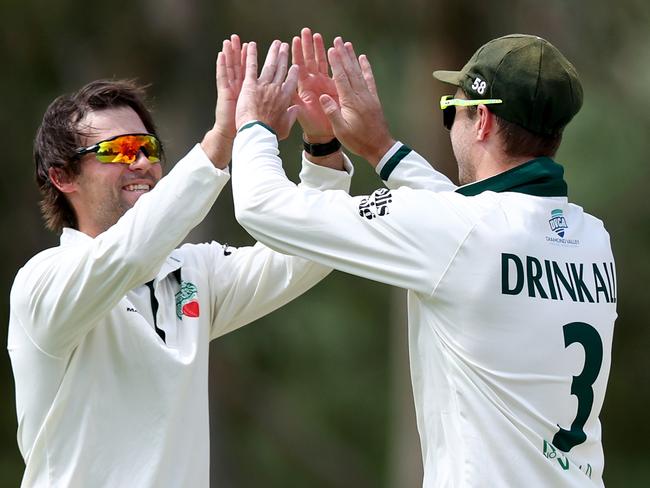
[{"x1": 232, "y1": 32, "x2": 616, "y2": 487}]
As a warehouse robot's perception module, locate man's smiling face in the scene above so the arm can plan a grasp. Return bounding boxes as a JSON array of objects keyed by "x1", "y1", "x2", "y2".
[{"x1": 70, "y1": 106, "x2": 163, "y2": 236}]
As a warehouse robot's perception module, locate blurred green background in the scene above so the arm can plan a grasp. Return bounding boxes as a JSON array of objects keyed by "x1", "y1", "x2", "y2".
[{"x1": 1, "y1": 0, "x2": 649, "y2": 486}]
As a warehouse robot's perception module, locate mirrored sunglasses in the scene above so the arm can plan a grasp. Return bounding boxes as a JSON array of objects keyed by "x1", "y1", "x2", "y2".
[
  {"x1": 75, "y1": 133, "x2": 162, "y2": 164},
  {"x1": 439, "y1": 95, "x2": 503, "y2": 130}
]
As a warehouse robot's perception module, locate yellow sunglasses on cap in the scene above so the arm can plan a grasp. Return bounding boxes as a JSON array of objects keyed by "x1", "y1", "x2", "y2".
[{"x1": 439, "y1": 95, "x2": 503, "y2": 130}]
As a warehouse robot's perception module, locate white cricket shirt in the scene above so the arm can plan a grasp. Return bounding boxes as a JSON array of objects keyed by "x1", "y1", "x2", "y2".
[
  {"x1": 232, "y1": 123, "x2": 616, "y2": 487},
  {"x1": 8, "y1": 143, "x2": 352, "y2": 487}
]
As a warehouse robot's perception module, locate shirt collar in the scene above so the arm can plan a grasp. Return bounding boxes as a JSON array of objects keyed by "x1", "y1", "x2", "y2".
[
  {"x1": 60, "y1": 227, "x2": 92, "y2": 245},
  {"x1": 455, "y1": 157, "x2": 568, "y2": 197}
]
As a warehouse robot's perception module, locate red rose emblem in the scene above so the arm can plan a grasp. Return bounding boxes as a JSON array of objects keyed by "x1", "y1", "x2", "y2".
[{"x1": 182, "y1": 300, "x2": 200, "y2": 318}]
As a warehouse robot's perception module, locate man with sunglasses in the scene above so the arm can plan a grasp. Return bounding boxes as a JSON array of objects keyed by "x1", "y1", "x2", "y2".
[
  {"x1": 7, "y1": 37, "x2": 352, "y2": 487},
  {"x1": 232, "y1": 33, "x2": 616, "y2": 486}
]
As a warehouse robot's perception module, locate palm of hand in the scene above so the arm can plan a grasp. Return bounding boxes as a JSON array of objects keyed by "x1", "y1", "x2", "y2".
[{"x1": 297, "y1": 70, "x2": 337, "y2": 138}]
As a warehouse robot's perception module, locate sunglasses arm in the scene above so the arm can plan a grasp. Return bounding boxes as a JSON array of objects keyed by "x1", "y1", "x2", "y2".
[{"x1": 75, "y1": 144, "x2": 100, "y2": 157}]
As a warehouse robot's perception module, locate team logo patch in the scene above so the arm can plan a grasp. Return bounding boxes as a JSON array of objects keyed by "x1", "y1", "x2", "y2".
[
  {"x1": 359, "y1": 188, "x2": 393, "y2": 220},
  {"x1": 548, "y1": 209, "x2": 568, "y2": 237},
  {"x1": 176, "y1": 281, "x2": 199, "y2": 318}
]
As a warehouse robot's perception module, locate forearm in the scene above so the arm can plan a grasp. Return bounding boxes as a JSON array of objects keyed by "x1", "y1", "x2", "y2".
[
  {"x1": 232, "y1": 123, "x2": 453, "y2": 295},
  {"x1": 200, "y1": 129, "x2": 234, "y2": 169}
]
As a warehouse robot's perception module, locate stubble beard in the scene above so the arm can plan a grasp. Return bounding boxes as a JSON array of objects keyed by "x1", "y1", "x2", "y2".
[
  {"x1": 457, "y1": 161, "x2": 476, "y2": 186},
  {"x1": 93, "y1": 189, "x2": 135, "y2": 235},
  {"x1": 453, "y1": 143, "x2": 476, "y2": 186}
]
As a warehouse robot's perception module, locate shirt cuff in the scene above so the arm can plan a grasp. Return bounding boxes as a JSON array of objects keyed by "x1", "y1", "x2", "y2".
[
  {"x1": 375, "y1": 142, "x2": 412, "y2": 181},
  {"x1": 192, "y1": 143, "x2": 230, "y2": 178},
  {"x1": 375, "y1": 141, "x2": 403, "y2": 177},
  {"x1": 299, "y1": 153, "x2": 354, "y2": 192},
  {"x1": 237, "y1": 120, "x2": 276, "y2": 136}
]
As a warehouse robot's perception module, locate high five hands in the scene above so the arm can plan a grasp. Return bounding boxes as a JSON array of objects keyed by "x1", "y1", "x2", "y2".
[
  {"x1": 319, "y1": 36, "x2": 395, "y2": 166},
  {"x1": 235, "y1": 40, "x2": 300, "y2": 141},
  {"x1": 202, "y1": 34, "x2": 247, "y2": 168},
  {"x1": 291, "y1": 28, "x2": 338, "y2": 145},
  {"x1": 213, "y1": 28, "x2": 396, "y2": 168}
]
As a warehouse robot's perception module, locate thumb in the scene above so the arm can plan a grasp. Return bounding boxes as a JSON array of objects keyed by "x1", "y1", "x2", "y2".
[
  {"x1": 277, "y1": 105, "x2": 300, "y2": 141},
  {"x1": 319, "y1": 94, "x2": 345, "y2": 130},
  {"x1": 286, "y1": 104, "x2": 300, "y2": 128}
]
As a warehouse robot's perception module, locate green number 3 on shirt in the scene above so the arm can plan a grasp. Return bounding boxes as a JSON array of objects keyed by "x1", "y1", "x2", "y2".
[{"x1": 553, "y1": 322, "x2": 604, "y2": 452}]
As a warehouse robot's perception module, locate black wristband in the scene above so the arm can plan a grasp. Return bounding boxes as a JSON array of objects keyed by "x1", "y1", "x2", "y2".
[{"x1": 303, "y1": 137, "x2": 341, "y2": 157}]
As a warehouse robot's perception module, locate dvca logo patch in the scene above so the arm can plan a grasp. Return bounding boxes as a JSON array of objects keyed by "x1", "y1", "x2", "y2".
[
  {"x1": 176, "y1": 281, "x2": 199, "y2": 318},
  {"x1": 549, "y1": 209, "x2": 568, "y2": 237}
]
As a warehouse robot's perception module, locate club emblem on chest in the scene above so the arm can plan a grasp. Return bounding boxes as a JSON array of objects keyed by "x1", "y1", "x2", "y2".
[{"x1": 176, "y1": 281, "x2": 200, "y2": 318}]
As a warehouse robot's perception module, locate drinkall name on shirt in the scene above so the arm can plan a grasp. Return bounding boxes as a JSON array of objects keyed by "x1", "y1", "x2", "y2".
[{"x1": 501, "y1": 253, "x2": 617, "y2": 304}]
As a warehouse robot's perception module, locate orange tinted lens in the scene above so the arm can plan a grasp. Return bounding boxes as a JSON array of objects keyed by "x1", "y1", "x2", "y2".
[
  {"x1": 96, "y1": 136, "x2": 139, "y2": 163},
  {"x1": 95, "y1": 135, "x2": 161, "y2": 164},
  {"x1": 140, "y1": 136, "x2": 161, "y2": 162}
]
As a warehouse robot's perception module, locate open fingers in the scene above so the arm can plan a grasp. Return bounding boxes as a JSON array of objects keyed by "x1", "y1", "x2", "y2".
[
  {"x1": 216, "y1": 51, "x2": 229, "y2": 92},
  {"x1": 301, "y1": 27, "x2": 317, "y2": 73},
  {"x1": 273, "y1": 42, "x2": 290, "y2": 84},
  {"x1": 292, "y1": 36, "x2": 305, "y2": 66},
  {"x1": 332, "y1": 37, "x2": 366, "y2": 93},
  {"x1": 230, "y1": 34, "x2": 242, "y2": 83},
  {"x1": 313, "y1": 32, "x2": 328, "y2": 75},
  {"x1": 240, "y1": 42, "x2": 248, "y2": 77},
  {"x1": 223, "y1": 39, "x2": 236, "y2": 87},
  {"x1": 359, "y1": 54, "x2": 378, "y2": 98},
  {"x1": 245, "y1": 41, "x2": 258, "y2": 82},
  {"x1": 282, "y1": 64, "x2": 300, "y2": 100},
  {"x1": 292, "y1": 36, "x2": 308, "y2": 82},
  {"x1": 344, "y1": 41, "x2": 359, "y2": 67},
  {"x1": 327, "y1": 47, "x2": 353, "y2": 97},
  {"x1": 259, "y1": 40, "x2": 281, "y2": 83}
]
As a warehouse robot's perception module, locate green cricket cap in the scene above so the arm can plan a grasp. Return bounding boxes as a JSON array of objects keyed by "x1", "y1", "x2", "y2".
[{"x1": 433, "y1": 34, "x2": 583, "y2": 136}]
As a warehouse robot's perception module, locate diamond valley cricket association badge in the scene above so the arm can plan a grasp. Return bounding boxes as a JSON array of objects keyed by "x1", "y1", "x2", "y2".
[
  {"x1": 549, "y1": 209, "x2": 568, "y2": 237},
  {"x1": 176, "y1": 281, "x2": 200, "y2": 318}
]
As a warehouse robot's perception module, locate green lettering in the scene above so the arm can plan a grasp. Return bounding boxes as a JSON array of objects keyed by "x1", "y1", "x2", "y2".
[
  {"x1": 552, "y1": 262, "x2": 577, "y2": 302},
  {"x1": 544, "y1": 260, "x2": 558, "y2": 300},
  {"x1": 608, "y1": 262, "x2": 617, "y2": 303},
  {"x1": 526, "y1": 256, "x2": 549, "y2": 299},
  {"x1": 557, "y1": 456, "x2": 570, "y2": 470},
  {"x1": 502, "y1": 253, "x2": 524, "y2": 295},
  {"x1": 592, "y1": 264, "x2": 610, "y2": 303},
  {"x1": 570, "y1": 263, "x2": 594, "y2": 303}
]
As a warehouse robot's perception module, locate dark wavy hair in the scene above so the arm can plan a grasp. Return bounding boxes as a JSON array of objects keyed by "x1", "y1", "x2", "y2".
[{"x1": 33, "y1": 79, "x2": 159, "y2": 232}]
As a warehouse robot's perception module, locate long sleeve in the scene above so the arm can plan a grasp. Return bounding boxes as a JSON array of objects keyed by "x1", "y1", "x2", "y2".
[
  {"x1": 232, "y1": 122, "x2": 474, "y2": 296},
  {"x1": 195, "y1": 147, "x2": 354, "y2": 339}
]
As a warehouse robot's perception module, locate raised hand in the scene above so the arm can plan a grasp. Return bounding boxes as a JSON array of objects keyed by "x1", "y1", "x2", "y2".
[
  {"x1": 292, "y1": 28, "x2": 338, "y2": 143},
  {"x1": 235, "y1": 40, "x2": 299, "y2": 140},
  {"x1": 214, "y1": 35, "x2": 246, "y2": 141},
  {"x1": 319, "y1": 37, "x2": 395, "y2": 166},
  {"x1": 201, "y1": 34, "x2": 247, "y2": 168}
]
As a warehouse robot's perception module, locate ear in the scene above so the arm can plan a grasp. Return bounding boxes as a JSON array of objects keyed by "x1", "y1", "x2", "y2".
[
  {"x1": 48, "y1": 167, "x2": 77, "y2": 194},
  {"x1": 475, "y1": 105, "x2": 495, "y2": 142}
]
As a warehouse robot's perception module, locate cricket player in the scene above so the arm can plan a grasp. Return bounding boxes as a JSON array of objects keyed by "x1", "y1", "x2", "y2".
[
  {"x1": 7, "y1": 37, "x2": 352, "y2": 486},
  {"x1": 231, "y1": 33, "x2": 617, "y2": 486}
]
